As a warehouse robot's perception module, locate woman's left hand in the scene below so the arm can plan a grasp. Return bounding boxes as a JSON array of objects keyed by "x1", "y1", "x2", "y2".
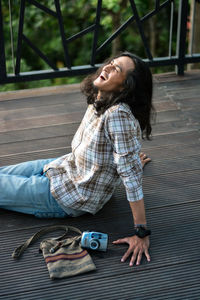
[
  {"x1": 113, "y1": 235, "x2": 150, "y2": 266},
  {"x1": 140, "y1": 152, "x2": 151, "y2": 168}
]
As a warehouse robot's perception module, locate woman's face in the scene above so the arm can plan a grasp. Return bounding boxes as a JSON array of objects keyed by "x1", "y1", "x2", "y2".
[{"x1": 93, "y1": 56, "x2": 135, "y2": 97}]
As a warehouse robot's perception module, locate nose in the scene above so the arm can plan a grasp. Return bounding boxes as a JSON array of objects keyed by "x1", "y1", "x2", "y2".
[{"x1": 103, "y1": 63, "x2": 113, "y2": 72}]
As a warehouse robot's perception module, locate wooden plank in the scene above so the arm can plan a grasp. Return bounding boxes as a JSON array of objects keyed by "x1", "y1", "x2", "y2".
[
  {"x1": 0, "y1": 92, "x2": 85, "y2": 111},
  {"x1": 0, "y1": 104, "x2": 182, "y2": 135},
  {"x1": 0, "y1": 111, "x2": 85, "y2": 133},
  {"x1": 167, "y1": 90, "x2": 200, "y2": 100},
  {"x1": 112, "y1": 183, "x2": 200, "y2": 212},
  {"x1": 143, "y1": 154, "x2": 200, "y2": 176},
  {"x1": 176, "y1": 97, "x2": 200, "y2": 109},
  {"x1": 143, "y1": 169, "x2": 200, "y2": 192},
  {"x1": 142, "y1": 141, "x2": 200, "y2": 159},
  {"x1": 154, "y1": 110, "x2": 184, "y2": 123},
  {"x1": 163, "y1": 78, "x2": 200, "y2": 90},
  {"x1": 154, "y1": 70, "x2": 200, "y2": 83},
  {"x1": 152, "y1": 119, "x2": 199, "y2": 135},
  {"x1": 181, "y1": 109, "x2": 200, "y2": 124},
  {"x1": 0, "y1": 148, "x2": 70, "y2": 166},
  {"x1": 153, "y1": 101, "x2": 178, "y2": 111},
  {"x1": 166, "y1": 84, "x2": 200, "y2": 94},
  {"x1": 142, "y1": 130, "x2": 199, "y2": 148},
  {"x1": 0, "y1": 123, "x2": 80, "y2": 145},
  {"x1": 0, "y1": 135, "x2": 73, "y2": 156},
  {"x1": 0, "y1": 101, "x2": 87, "y2": 120},
  {"x1": 0, "y1": 84, "x2": 81, "y2": 101}
]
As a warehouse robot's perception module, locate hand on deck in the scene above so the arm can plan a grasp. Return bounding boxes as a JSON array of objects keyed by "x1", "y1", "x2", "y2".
[
  {"x1": 140, "y1": 152, "x2": 151, "y2": 168},
  {"x1": 113, "y1": 235, "x2": 150, "y2": 266}
]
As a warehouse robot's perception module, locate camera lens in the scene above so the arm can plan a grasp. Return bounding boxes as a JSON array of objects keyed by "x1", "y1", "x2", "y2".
[{"x1": 90, "y1": 239, "x2": 99, "y2": 250}]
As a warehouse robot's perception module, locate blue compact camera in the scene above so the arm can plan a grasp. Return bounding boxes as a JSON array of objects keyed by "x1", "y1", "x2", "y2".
[{"x1": 81, "y1": 231, "x2": 108, "y2": 252}]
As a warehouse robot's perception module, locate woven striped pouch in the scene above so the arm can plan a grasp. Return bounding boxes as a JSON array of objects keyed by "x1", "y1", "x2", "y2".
[{"x1": 40, "y1": 235, "x2": 96, "y2": 279}]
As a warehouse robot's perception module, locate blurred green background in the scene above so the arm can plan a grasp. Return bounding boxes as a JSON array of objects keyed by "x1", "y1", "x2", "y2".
[{"x1": 1, "y1": 0, "x2": 199, "y2": 91}]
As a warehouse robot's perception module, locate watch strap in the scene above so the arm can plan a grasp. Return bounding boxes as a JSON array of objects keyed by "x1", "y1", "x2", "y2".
[{"x1": 133, "y1": 225, "x2": 151, "y2": 238}]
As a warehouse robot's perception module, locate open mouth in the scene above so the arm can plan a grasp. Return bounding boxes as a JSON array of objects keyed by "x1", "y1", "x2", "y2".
[
  {"x1": 99, "y1": 72, "x2": 107, "y2": 81},
  {"x1": 100, "y1": 75, "x2": 106, "y2": 80}
]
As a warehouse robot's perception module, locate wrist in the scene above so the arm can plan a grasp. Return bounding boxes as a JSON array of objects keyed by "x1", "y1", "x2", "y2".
[
  {"x1": 133, "y1": 225, "x2": 151, "y2": 238},
  {"x1": 134, "y1": 224, "x2": 147, "y2": 228}
]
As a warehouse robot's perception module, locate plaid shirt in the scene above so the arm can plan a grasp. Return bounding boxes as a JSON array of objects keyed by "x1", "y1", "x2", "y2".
[{"x1": 44, "y1": 103, "x2": 143, "y2": 215}]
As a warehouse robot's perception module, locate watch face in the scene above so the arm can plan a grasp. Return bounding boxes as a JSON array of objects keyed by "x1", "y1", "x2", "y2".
[
  {"x1": 137, "y1": 228, "x2": 146, "y2": 238},
  {"x1": 135, "y1": 227, "x2": 151, "y2": 238}
]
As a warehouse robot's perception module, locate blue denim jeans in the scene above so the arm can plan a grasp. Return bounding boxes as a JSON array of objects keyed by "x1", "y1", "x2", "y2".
[{"x1": 0, "y1": 158, "x2": 84, "y2": 218}]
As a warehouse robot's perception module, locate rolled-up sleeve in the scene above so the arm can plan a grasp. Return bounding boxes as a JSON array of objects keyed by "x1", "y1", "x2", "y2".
[{"x1": 105, "y1": 108, "x2": 143, "y2": 202}]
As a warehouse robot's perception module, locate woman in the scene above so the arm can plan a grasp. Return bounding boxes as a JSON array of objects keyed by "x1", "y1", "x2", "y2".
[{"x1": 0, "y1": 52, "x2": 153, "y2": 266}]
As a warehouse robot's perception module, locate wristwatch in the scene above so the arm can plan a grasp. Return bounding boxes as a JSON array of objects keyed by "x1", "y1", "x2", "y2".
[{"x1": 133, "y1": 225, "x2": 151, "y2": 238}]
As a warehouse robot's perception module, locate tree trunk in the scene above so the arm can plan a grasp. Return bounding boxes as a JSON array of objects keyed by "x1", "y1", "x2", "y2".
[
  {"x1": 188, "y1": 0, "x2": 200, "y2": 70},
  {"x1": 112, "y1": 13, "x2": 121, "y2": 56},
  {"x1": 148, "y1": 16, "x2": 157, "y2": 57}
]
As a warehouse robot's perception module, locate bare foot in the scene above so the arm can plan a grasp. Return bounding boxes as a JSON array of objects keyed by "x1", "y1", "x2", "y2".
[{"x1": 140, "y1": 152, "x2": 151, "y2": 168}]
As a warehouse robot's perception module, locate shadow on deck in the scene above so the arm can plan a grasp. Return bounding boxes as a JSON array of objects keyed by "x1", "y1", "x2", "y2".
[{"x1": 0, "y1": 71, "x2": 200, "y2": 300}]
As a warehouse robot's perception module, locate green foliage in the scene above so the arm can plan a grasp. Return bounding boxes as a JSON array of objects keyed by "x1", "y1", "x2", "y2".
[
  {"x1": 0, "y1": 0, "x2": 182, "y2": 91},
  {"x1": 102, "y1": 0, "x2": 121, "y2": 12}
]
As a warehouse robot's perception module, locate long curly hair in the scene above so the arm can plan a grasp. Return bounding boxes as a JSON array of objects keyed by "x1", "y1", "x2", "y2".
[{"x1": 81, "y1": 52, "x2": 154, "y2": 139}]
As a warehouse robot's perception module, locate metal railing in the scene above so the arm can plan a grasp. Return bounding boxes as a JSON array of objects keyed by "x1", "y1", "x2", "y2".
[{"x1": 0, "y1": 0, "x2": 200, "y2": 84}]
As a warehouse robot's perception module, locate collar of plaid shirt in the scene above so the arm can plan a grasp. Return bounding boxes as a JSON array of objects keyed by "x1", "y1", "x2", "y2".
[{"x1": 44, "y1": 103, "x2": 143, "y2": 215}]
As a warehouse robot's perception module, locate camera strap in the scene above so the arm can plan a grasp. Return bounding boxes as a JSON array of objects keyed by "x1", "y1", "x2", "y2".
[{"x1": 12, "y1": 225, "x2": 82, "y2": 259}]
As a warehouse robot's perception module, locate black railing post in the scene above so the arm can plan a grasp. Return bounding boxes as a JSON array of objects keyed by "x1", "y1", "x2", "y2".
[
  {"x1": 91, "y1": 0, "x2": 102, "y2": 66},
  {"x1": 0, "y1": 0, "x2": 7, "y2": 82},
  {"x1": 54, "y1": 0, "x2": 71, "y2": 69},
  {"x1": 176, "y1": 0, "x2": 189, "y2": 75},
  {"x1": 15, "y1": 0, "x2": 26, "y2": 75}
]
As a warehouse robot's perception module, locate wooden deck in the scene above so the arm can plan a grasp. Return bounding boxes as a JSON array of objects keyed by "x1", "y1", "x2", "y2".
[{"x1": 0, "y1": 71, "x2": 200, "y2": 300}]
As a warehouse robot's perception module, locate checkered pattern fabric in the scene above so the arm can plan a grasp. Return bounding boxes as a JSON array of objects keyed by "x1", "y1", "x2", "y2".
[{"x1": 44, "y1": 103, "x2": 143, "y2": 215}]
